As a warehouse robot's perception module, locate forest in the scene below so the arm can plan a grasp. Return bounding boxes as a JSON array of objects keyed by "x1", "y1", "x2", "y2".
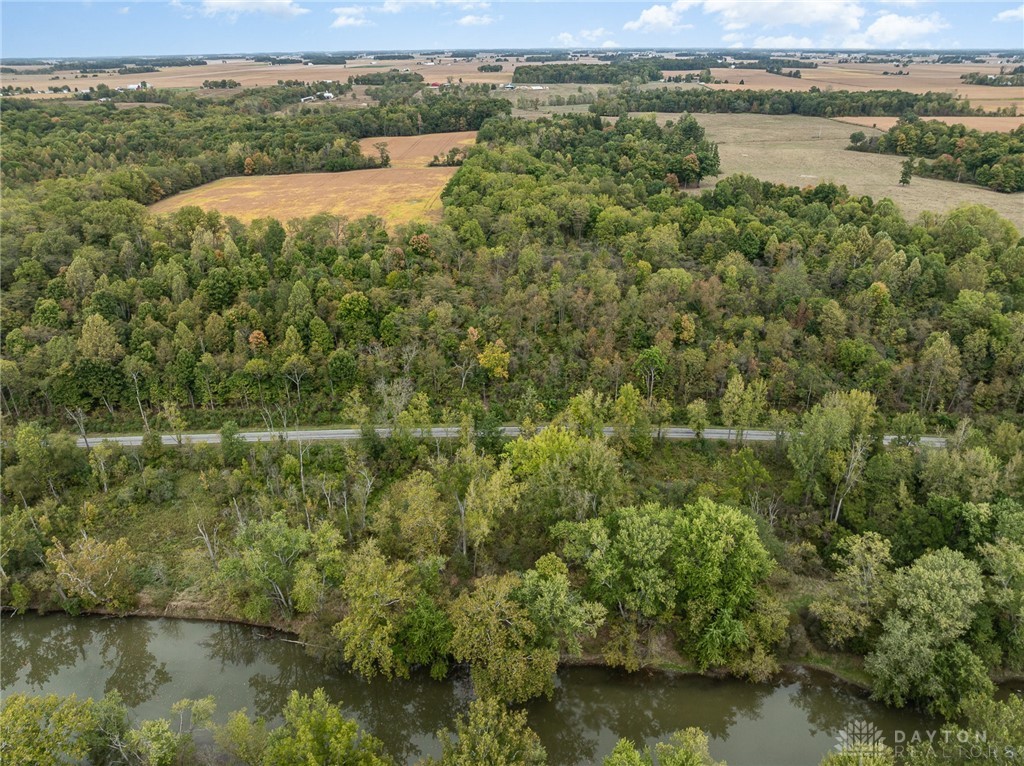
[
  {"x1": 512, "y1": 61, "x2": 666, "y2": 84},
  {"x1": 959, "y1": 71, "x2": 1024, "y2": 87},
  {"x1": 588, "y1": 86, "x2": 1002, "y2": 117},
  {"x1": 1, "y1": 89, "x2": 1023, "y2": 764},
  {"x1": 850, "y1": 118, "x2": 1024, "y2": 192},
  {"x1": 0, "y1": 88, "x2": 509, "y2": 198}
]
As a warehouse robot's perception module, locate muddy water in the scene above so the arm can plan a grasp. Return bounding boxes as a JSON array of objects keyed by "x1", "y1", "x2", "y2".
[{"x1": 1, "y1": 614, "x2": 946, "y2": 765}]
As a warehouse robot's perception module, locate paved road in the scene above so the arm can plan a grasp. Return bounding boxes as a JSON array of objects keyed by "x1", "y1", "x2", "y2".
[{"x1": 76, "y1": 426, "x2": 947, "y2": 449}]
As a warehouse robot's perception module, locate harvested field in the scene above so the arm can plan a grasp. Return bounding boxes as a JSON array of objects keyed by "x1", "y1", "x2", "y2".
[
  {"x1": 706, "y1": 62, "x2": 1024, "y2": 113},
  {"x1": 148, "y1": 131, "x2": 476, "y2": 226},
  {"x1": 833, "y1": 115, "x2": 1024, "y2": 133},
  {"x1": 636, "y1": 113, "x2": 1023, "y2": 230},
  {"x1": 0, "y1": 56, "x2": 513, "y2": 100}
]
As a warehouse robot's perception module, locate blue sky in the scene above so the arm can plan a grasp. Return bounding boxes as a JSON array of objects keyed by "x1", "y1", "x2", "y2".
[{"x1": 2, "y1": 1, "x2": 1022, "y2": 58}]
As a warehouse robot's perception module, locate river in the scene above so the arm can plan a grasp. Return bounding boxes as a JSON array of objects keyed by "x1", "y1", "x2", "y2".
[{"x1": 1, "y1": 614, "x2": 952, "y2": 765}]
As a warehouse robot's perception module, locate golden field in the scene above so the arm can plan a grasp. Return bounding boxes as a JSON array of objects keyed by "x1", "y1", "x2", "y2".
[
  {"x1": 705, "y1": 61, "x2": 1024, "y2": 113},
  {"x1": 147, "y1": 131, "x2": 477, "y2": 226}
]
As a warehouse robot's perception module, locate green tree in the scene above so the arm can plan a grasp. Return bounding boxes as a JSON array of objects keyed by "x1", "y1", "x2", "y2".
[
  {"x1": 899, "y1": 157, "x2": 914, "y2": 185},
  {"x1": 788, "y1": 390, "x2": 876, "y2": 522},
  {"x1": 634, "y1": 346, "x2": 667, "y2": 402},
  {"x1": 673, "y1": 498, "x2": 785, "y2": 678},
  {"x1": 77, "y1": 313, "x2": 125, "y2": 364},
  {"x1": 0, "y1": 693, "x2": 97, "y2": 765},
  {"x1": 432, "y1": 697, "x2": 547, "y2": 766},
  {"x1": 557, "y1": 504, "x2": 677, "y2": 670},
  {"x1": 612, "y1": 383, "x2": 652, "y2": 456},
  {"x1": 220, "y1": 420, "x2": 248, "y2": 467},
  {"x1": 604, "y1": 728, "x2": 725, "y2": 766},
  {"x1": 4, "y1": 422, "x2": 84, "y2": 504},
  {"x1": 447, "y1": 558, "x2": 603, "y2": 705},
  {"x1": 504, "y1": 426, "x2": 623, "y2": 527},
  {"x1": 449, "y1": 573, "x2": 551, "y2": 703},
  {"x1": 865, "y1": 548, "x2": 991, "y2": 717},
  {"x1": 686, "y1": 399, "x2": 710, "y2": 440},
  {"x1": 333, "y1": 540, "x2": 415, "y2": 679},
  {"x1": 375, "y1": 471, "x2": 448, "y2": 561},
  {"x1": 262, "y1": 689, "x2": 393, "y2": 766},
  {"x1": 978, "y1": 530, "x2": 1024, "y2": 669},
  {"x1": 515, "y1": 553, "x2": 606, "y2": 658},
  {"x1": 219, "y1": 513, "x2": 310, "y2": 620},
  {"x1": 47, "y1": 535, "x2": 139, "y2": 614},
  {"x1": 811, "y1": 532, "x2": 894, "y2": 649}
]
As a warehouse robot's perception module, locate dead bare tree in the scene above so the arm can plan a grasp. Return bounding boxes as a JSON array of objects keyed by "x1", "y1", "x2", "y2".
[{"x1": 64, "y1": 406, "x2": 89, "y2": 451}]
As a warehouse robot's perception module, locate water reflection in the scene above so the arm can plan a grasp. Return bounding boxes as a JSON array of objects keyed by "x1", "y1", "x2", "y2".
[
  {"x1": 526, "y1": 667, "x2": 777, "y2": 765},
  {"x1": 1, "y1": 616, "x2": 171, "y2": 707},
  {"x1": 1, "y1": 616, "x2": 97, "y2": 688},
  {"x1": 1, "y1": 615, "x2": 944, "y2": 766},
  {"x1": 198, "y1": 621, "x2": 471, "y2": 763},
  {"x1": 789, "y1": 667, "x2": 881, "y2": 737}
]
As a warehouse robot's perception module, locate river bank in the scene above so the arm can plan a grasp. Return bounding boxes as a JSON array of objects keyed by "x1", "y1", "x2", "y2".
[
  {"x1": 2, "y1": 612, "x2": 945, "y2": 766},
  {"x1": 0, "y1": 598, "x2": 964, "y2": 698}
]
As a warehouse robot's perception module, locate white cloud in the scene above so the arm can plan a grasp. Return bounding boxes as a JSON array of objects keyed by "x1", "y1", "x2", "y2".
[
  {"x1": 556, "y1": 27, "x2": 618, "y2": 47},
  {"x1": 624, "y1": 5, "x2": 675, "y2": 32},
  {"x1": 752, "y1": 34, "x2": 815, "y2": 48},
  {"x1": 843, "y1": 11, "x2": 948, "y2": 47},
  {"x1": 615, "y1": 1, "x2": 953, "y2": 50},
  {"x1": 624, "y1": 1, "x2": 699, "y2": 32},
  {"x1": 702, "y1": 0, "x2": 864, "y2": 33},
  {"x1": 993, "y1": 4, "x2": 1024, "y2": 21},
  {"x1": 199, "y1": 0, "x2": 309, "y2": 17},
  {"x1": 118, "y1": 5, "x2": 131, "y2": 12},
  {"x1": 378, "y1": 0, "x2": 488, "y2": 10},
  {"x1": 457, "y1": 12, "x2": 492, "y2": 24},
  {"x1": 625, "y1": 0, "x2": 867, "y2": 35},
  {"x1": 331, "y1": 5, "x2": 371, "y2": 26},
  {"x1": 168, "y1": 0, "x2": 195, "y2": 19}
]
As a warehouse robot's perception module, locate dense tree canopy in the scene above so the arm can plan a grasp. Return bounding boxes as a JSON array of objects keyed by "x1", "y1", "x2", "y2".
[
  {"x1": 2, "y1": 79, "x2": 1023, "y2": 742},
  {"x1": 853, "y1": 118, "x2": 1024, "y2": 192}
]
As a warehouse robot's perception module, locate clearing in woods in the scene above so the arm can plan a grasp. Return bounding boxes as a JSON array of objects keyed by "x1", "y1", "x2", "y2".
[
  {"x1": 147, "y1": 131, "x2": 477, "y2": 226},
  {"x1": 658, "y1": 113, "x2": 1024, "y2": 230},
  {"x1": 146, "y1": 116, "x2": 1024, "y2": 230}
]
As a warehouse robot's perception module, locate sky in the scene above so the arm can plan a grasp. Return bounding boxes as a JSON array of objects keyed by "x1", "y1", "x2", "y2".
[{"x1": 2, "y1": 1, "x2": 1022, "y2": 58}]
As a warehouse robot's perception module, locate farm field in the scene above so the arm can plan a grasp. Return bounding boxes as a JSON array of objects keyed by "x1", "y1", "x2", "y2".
[
  {"x1": 833, "y1": 115, "x2": 1024, "y2": 132},
  {"x1": 663, "y1": 112, "x2": 1024, "y2": 229},
  {"x1": 705, "y1": 61, "x2": 1024, "y2": 113},
  {"x1": 0, "y1": 56, "x2": 515, "y2": 98},
  {"x1": 147, "y1": 131, "x2": 476, "y2": 226}
]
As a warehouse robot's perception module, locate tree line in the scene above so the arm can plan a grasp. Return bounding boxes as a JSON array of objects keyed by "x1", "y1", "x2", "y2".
[
  {"x1": 5, "y1": 686, "x2": 1020, "y2": 765},
  {"x1": 512, "y1": 60, "x2": 665, "y2": 84},
  {"x1": 851, "y1": 118, "x2": 1024, "y2": 192},
  {"x1": 589, "y1": 86, "x2": 1003, "y2": 117},
  {"x1": 1, "y1": 90, "x2": 510, "y2": 198}
]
